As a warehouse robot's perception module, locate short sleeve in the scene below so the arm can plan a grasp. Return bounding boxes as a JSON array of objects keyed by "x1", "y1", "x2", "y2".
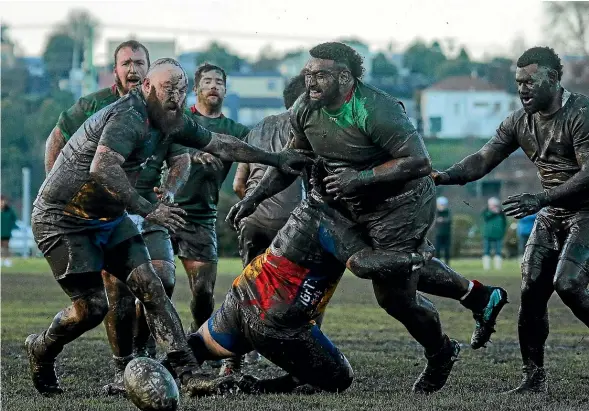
[
  {"x1": 571, "y1": 103, "x2": 589, "y2": 155},
  {"x1": 56, "y1": 97, "x2": 94, "y2": 141},
  {"x1": 167, "y1": 143, "x2": 188, "y2": 159},
  {"x1": 98, "y1": 107, "x2": 145, "y2": 159},
  {"x1": 366, "y1": 99, "x2": 419, "y2": 154},
  {"x1": 486, "y1": 112, "x2": 521, "y2": 155}
]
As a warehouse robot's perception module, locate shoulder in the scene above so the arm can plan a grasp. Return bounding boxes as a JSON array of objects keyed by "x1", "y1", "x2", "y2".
[
  {"x1": 80, "y1": 86, "x2": 118, "y2": 108},
  {"x1": 356, "y1": 82, "x2": 406, "y2": 123},
  {"x1": 565, "y1": 92, "x2": 589, "y2": 119},
  {"x1": 224, "y1": 117, "x2": 251, "y2": 138}
]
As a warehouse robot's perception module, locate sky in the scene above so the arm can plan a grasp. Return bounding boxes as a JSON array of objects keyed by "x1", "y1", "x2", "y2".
[{"x1": 1, "y1": 0, "x2": 546, "y2": 65}]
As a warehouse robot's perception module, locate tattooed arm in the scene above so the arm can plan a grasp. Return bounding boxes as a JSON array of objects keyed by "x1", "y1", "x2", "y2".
[{"x1": 45, "y1": 127, "x2": 66, "y2": 173}]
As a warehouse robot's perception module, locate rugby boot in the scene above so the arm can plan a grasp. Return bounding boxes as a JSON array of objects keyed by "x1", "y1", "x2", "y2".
[
  {"x1": 412, "y1": 337, "x2": 460, "y2": 394},
  {"x1": 505, "y1": 365, "x2": 547, "y2": 394},
  {"x1": 181, "y1": 372, "x2": 239, "y2": 397},
  {"x1": 25, "y1": 333, "x2": 63, "y2": 396},
  {"x1": 470, "y1": 287, "x2": 509, "y2": 349},
  {"x1": 219, "y1": 356, "x2": 245, "y2": 376},
  {"x1": 103, "y1": 354, "x2": 133, "y2": 395}
]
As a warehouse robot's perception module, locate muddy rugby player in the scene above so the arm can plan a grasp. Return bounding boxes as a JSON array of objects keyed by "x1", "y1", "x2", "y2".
[
  {"x1": 229, "y1": 42, "x2": 509, "y2": 394},
  {"x1": 434, "y1": 46, "x2": 589, "y2": 394}
]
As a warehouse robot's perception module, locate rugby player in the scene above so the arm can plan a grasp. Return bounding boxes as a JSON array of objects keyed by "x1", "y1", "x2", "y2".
[
  {"x1": 25, "y1": 58, "x2": 311, "y2": 396},
  {"x1": 228, "y1": 42, "x2": 508, "y2": 394},
  {"x1": 44, "y1": 40, "x2": 190, "y2": 395},
  {"x1": 433, "y1": 47, "x2": 589, "y2": 394}
]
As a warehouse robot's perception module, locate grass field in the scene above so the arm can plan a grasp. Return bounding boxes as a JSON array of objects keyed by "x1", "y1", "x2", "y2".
[{"x1": 2, "y1": 258, "x2": 588, "y2": 411}]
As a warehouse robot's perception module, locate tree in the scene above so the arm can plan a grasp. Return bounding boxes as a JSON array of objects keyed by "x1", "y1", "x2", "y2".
[
  {"x1": 371, "y1": 52, "x2": 398, "y2": 79},
  {"x1": 196, "y1": 42, "x2": 245, "y2": 73},
  {"x1": 544, "y1": 1, "x2": 589, "y2": 57},
  {"x1": 404, "y1": 40, "x2": 447, "y2": 78},
  {"x1": 57, "y1": 9, "x2": 99, "y2": 49},
  {"x1": 251, "y1": 44, "x2": 281, "y2": 72},
  {"x1": 485, "y1": 57, "x2": 517, "y2": 94},
  {"x1": 42, "y1": 33, "x2": 75, "y2": 88},
  {"x1": 434, "y1": 47, "x2": 472, "y2": 79}
]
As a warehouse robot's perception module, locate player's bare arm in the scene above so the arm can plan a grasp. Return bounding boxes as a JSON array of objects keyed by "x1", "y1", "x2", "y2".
[
  {"x1": 44, "y1": 127, "x2": 66, "y2": 174},
  {"x1": 154, "y1": 153, "x2": 191, "y2": 205},
  {"x1": 90, "y1": 145, "x2": 186, "y2": 232},
  {"x1": 233, "y1": 163, "x2": 250, "y2": 199}
]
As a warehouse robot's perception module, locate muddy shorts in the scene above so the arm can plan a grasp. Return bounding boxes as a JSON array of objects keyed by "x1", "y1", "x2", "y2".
[
  {"x1": 171, "y1": 221, "x2": 217, "y2": 262},
  {"x1": 206, "y1": 292, "x2": 352, "y2": 390},
  {"x1": 353, "y1": 177, "x2": 436, "y2": 252},
  {"x1": 238, "y1": 220, "x2": 280, "y2": 267},
  {"x1": 128, "y1": 214, "x2": 174, "y2": 264},
  {"x1": 524, "y1": 208, "x2": 589, "y2": 272},
  {"x1": 31, "y1": 208, "x2": 150, "y2": 285}
]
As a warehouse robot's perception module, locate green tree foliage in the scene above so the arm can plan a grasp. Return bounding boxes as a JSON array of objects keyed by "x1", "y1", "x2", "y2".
[
  {"x1": 196, "y1": 42, "x2": 244, "y2": 72},
  {"x1": 371, "y1": 52, "x2": 398, "y2": 78},
  {"x1": 42, "y1": 33, "x2": 75, "y2": 88},
  {"x1": 404, "y1": 40, "x2": 447, "y2": 78},
  {"x1": 435, "y1": 48, "x2": 473, "y2": 79}
]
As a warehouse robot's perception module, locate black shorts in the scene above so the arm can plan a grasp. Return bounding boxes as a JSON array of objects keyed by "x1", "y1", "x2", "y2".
[
  {"x1": 128, "y1": 214, "x2": 174, "y2": 264},
  {"x1": 171, "y1": 221, "x2": 217, "y2": 262},
  {"x1": 238, "y1": 221, "x2": 279, "y2": 267},
  {"x1": 353, "y1": 177, "x2": 436, "y2": 251},
  {"x1": 205, "y1": 292, "x2": 352, "y2": 391},
  {"x1": 31, "y1": 209, "x2": 150, "y2": 288},
  {"x1": 525, "y1": 208, "x2": 589, "y2": 269}
]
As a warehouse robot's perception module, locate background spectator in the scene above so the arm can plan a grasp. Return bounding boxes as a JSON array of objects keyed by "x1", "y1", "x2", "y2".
[
  {"x1": 434, "y1": 196, "x2": 452, "y2": 265},
  {"x1": 481, "y1": 197, "x2": 507, "y2": 270},
  {"x1": 1, "y1": 196, "x2": 18, "y2": 267}
]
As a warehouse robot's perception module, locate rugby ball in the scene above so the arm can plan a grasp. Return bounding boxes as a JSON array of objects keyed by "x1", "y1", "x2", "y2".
[{"x1": 124, "y1": 357, "x2": 179, "y2": 411}]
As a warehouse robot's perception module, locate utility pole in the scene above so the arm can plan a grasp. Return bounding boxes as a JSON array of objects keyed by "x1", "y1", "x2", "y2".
[{"x1": 82, "y1": 25, "x2": 97, "y2": 96}]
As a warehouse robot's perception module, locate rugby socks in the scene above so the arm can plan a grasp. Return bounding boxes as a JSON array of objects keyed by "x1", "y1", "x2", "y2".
[{"x1": 460, "y1": 280, "x2": 491, "y2": 312}]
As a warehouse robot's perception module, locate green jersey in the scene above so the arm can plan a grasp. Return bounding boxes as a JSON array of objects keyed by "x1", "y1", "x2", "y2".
[
  {"x1": 174, "y1": 106, "x2": 250, "y2": 225},
  {"x1": 55, "y1": 85, "x2": 187, "y2": 203}
]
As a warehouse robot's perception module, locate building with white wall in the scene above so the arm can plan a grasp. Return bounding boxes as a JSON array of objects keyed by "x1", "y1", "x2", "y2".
[{"x1": 421, "y1": 76, "x2": 520, "y2": 138}]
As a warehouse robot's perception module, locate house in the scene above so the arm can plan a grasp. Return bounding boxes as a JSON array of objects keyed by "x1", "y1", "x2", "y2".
[{"x1": 420, "y1": 75, "x2": 520, "y2": 138}]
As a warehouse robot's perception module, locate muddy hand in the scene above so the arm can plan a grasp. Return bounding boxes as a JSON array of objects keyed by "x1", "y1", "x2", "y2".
[
  {"x1": 431, "y1": 170, "x2": 450, "y2": 185},
  {"x1": 503, "y1": 193, "x2": 545, "y2": 219},
  {"x1": 323, "y1": 168, "x2": 363, "y2": 200},
  {"x1": 276, "y1": 149, "x2": 314, "y2": 175},
  {"x1": 145, "y1": 203, "x2": 186, "y2": 233},
  {"x1": 226, "y1": 197, "x2": 258, "y2": 231},
  {"x1": 192, "y1": 151, "x2": 224, "y2": 173}
]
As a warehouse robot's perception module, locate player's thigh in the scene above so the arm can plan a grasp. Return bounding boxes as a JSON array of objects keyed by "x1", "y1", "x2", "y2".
[
  {"x1": 248, "y1": 324, "x2": 353, "y2": 392},
  {"x1": 522, "y1": 213, "x2": 561, "y2": 288},
  {"x1": 103, "y1": 216, "x2": 150, "y2": 281},
  {"x1": 173, "y1": 222, "x2": 218, "y2": 263},
  {"x1": 554, "y1": 214, "x2": 589, "y2": 289},
  {"x1": 143, "y1": 228, "x2": 174, "y2": 264},
  {"x1": 363, "y1": 181, "x2": 436, "y2": 252}
]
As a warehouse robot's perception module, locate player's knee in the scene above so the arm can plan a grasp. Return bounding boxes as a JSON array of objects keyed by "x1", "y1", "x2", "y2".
[
  {"x1": 346, "y1": 249, "x2": 377, "y2": 279},
  {"x1": 553, "y1": 261, "x2": 584, "y2": 303},
  {"x1": 85, "y1": 292, "x2": 109, "y2": 325},
  {"x1": 152, "y1": 260, "x2": 176, "y2": 297},
  {"x1": 128, "y1": 264, "x2": 168, "y2": 307},
  {"x1": 321, "y1": 362, "x2": 354, "y2": 392}
]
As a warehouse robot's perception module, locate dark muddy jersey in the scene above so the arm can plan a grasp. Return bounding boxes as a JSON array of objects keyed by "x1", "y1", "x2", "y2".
[
  {"x1": 290, "y1": 81, "x2": 427, "y2": 207},
  {"x1": 483, "y1": 91, "x2": 589, "y2": 210},
  {"x1": 35, "y1": 89, "x2": 211, "y2": 221},
  {"x1": 54, "y1": 85, "x2": 187, "y2": 203},
  {"x1": 174, "y1": 106, "x2": 250, "y2": 225},
  {"x1": 245, "y1": 112, "x2": 305, "y2": 230}
]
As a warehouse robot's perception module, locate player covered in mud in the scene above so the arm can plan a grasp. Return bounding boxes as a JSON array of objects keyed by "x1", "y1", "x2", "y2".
[
  {"x1": 433, "y1": 46, "x2": 589, "y2": 394},
  {"x1": 44, "y1": 40, "x2": 192, "y2": 395},
  {"x1": 172, "y1": 64, "x2": 250, "y2": 341},
  {"x1": 228, "y1": 42, "x2": 508, "y2": 394},
  {"x1": 25, "y1": 58, "x2": 311, "y2": 396}
]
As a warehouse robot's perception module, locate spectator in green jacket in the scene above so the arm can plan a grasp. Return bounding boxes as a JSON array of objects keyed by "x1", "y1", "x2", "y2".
[
  {"x1": 481, "y1": 197, "x2": 507, "y2": 270},
  {"x1": 1, "y1": 196, "x2": 18, "y2": 267},
  {"x1": 435, "y1": 196, "x2": 452, "y2": 265}
]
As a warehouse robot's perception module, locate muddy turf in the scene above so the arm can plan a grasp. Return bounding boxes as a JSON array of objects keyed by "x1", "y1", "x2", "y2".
[{"x1": 2, "y1": 258, "x2": 588, "y2": 411}]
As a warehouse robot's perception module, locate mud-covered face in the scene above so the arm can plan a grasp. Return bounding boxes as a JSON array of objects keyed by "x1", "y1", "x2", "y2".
[
  {"x1": 303, "y1": 57, "x2": 343, "y2": 110},
  {"x1": 114, "y1": 47, "x2": 149, "y2": 95},
  {"x1": 516, "y1": 64, "x2": 558, "y2": 114},
  {"x1": 143, "y1": 65, "x2": 188, "y2": 133},
  {"x1": 196, "y1": 69, "x2": 226, "y2": 110}
]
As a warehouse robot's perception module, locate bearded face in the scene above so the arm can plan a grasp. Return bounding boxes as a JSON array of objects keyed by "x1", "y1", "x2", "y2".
[
  {"x1": 303, "y1": 57, "x2": 343, "y2": 111},
  {"x1": 114, "y1": 47, "x2": 149, "y2": 95},
  {"x1": 516, "y1": 64, "x2": 559, "y2": 114},
  {"x1": 144, "y1": 69, "x2": 188, "y2": 134},
  {"x1": 196, "y1": 69, "x2": 226, "y2": 111}
]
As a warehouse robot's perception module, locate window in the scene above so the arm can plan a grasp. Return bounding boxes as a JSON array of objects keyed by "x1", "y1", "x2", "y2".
[
  {"x1": 493, "y1": 102, "x2": 501, "y2": 113},
  {"x1": 454, "y1": 103, "x2": 460, "y2": 115},
  {"x1": 473, "y1": 102, "x2": 489, "y2": 108},
  {"x1": 267, "y1": 80, "x2": 276, "y2": 91},
  {"x1": 429, "y1": 117, "x2": 442, "y2": 133}
]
